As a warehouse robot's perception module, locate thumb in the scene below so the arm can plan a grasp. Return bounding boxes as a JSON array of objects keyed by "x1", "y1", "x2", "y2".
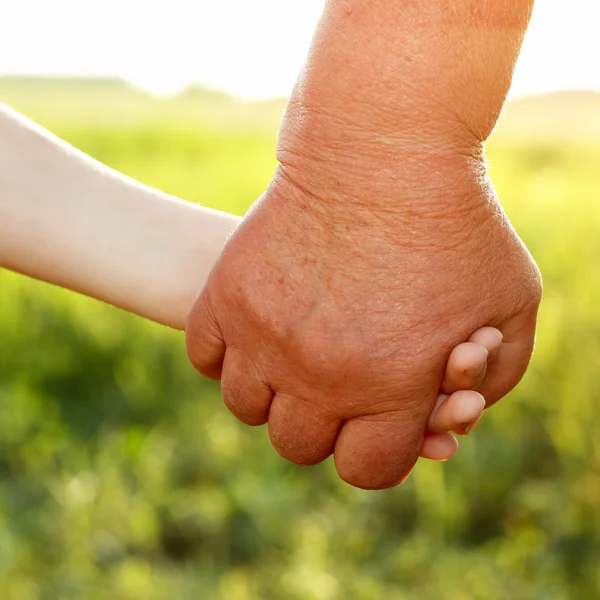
[
  {"x1": 476, "y1": 305, "x2": 539, "y2": 407},
  {"x1": 186, "y1": 288, "x2": 226, "y2": 380}
]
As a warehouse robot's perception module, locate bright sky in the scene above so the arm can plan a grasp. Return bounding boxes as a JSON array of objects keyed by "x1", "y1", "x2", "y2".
[{"x1": 1, "y1": 0, "x2": 599, "y2": 100}]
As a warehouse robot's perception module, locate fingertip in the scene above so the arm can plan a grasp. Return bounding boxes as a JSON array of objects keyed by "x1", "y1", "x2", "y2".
[
  {"x1": 469, "y1": 327, "x2": 504, "y2": 360},
  {"x1": 442, "y1": 342, "x2": 488, "y2": 394},
  {"x1": 452, "y1": 390, "x2": 486, "y2": 424},
  {"x1": 453, "y1": 411, "x2": 483, "y2": 436},
  {"x1": 428, "y1": 390, "x2": 485, "y2": 434},
  {"x1": 420, "y1": 432, "x2": 459, "y2": 461}
]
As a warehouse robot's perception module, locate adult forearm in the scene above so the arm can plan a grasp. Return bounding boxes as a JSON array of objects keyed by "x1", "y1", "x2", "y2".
[
  {"x1": 278, "y1": 0, "x2": 535, "y2": 207},
  {"x1": 0, "y1": 106, "x2": 239, "y2": 329}
]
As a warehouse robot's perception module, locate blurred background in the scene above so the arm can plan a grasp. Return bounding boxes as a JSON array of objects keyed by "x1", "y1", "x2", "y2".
[{"x1": 1, "y1": 1, "x2": 600, "y2": 598}]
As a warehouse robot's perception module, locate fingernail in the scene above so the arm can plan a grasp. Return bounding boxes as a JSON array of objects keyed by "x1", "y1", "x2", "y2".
[
  {"x1": 428, "y1": 394, "x2": 449, "y2": 429},
  {"x1": 465, "y1": 359, "x2": 487, "y2": 379},
  {"x1": 455, "y1": 415, "x2": 482, "y2": 436},
  {"x1": 463, "y1": 422, "x2": 477, "y2": 435}
]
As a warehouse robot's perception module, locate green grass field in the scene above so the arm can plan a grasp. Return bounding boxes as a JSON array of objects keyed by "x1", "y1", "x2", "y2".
[{"x1": 1, "y1": 78, "x2": 600, "y2": 599}]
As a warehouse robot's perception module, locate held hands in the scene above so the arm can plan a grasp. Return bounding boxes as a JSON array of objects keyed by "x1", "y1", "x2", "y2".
[
  {"x1": 186, "y1": 2, "x2": 541, "y2": 488},
  {"x1": 186, "y1": 160, "x2": 541, "y2": 489},
  {"x1": 1, "y1": 82, "x2": 539, "y2": 490}
]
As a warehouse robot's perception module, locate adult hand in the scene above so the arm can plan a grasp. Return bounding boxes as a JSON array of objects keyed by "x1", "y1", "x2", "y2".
[
  {"x1": 186, "y1": 0, "x2": 541, "y2": 489},
  {"x1": 186, "y1": 153, "x2": 540, "y2": 489}
]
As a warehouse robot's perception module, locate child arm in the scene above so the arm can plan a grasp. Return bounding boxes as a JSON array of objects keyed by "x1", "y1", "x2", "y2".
[{"x1": 0, "y1": 104, "x2": 239, "y2": 330}]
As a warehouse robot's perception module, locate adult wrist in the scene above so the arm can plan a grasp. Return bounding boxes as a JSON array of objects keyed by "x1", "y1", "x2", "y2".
[{"x1": 276, "y1": 98, "x2": 491, "y2": 225}]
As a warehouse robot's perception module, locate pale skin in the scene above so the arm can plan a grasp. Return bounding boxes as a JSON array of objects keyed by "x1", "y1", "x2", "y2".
[
  {"x1": 186, "y1": 0, "x2": 542, "y2": 489},
  {"x1": 0, "y1": 105, "x2": 499, "y2": 462}
]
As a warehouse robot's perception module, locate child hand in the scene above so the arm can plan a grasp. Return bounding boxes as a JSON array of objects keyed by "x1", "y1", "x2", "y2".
[{"x1": 420, "y1": 327, "x2": 503, "y2": 462}]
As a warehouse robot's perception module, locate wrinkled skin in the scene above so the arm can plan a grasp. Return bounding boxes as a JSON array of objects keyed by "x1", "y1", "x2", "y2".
[{"x1": 186, "y1": 112, "x2": 542, "y2": 489}]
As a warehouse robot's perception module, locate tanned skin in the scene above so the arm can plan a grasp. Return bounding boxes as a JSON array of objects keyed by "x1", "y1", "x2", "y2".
[{"x1": 187, "y1": 0, "x2": 542, "y2": 489}]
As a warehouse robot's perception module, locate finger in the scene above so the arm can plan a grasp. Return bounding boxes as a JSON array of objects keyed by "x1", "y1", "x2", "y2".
[
  {"x1": 419, "y1": 432, "x2": 459, "y2": 461},
  {"x1": 334, "y1": 409, "x2": 426, "y2": 490},
  {"x1": 186, "y1": 290, "x2": 226, "y2": 380},
  {"x1": 476, "y1": 308, "x2": 538, "y2": 407},
  {"x1": 268, "y1": 394, "x2": 340, "y2": 466},
  {"x1": 221, "y1": 348, "x2": 274, "y2": 426},
  {"x1": 469, "y1": 327, "x2": 503, "y2": 361},
  {"x1": 441, "y1": 342, "x2": 489, "y2": 395},
  {"x1": 427, "y1": 391, "x2": 485, "y2": 434}
]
